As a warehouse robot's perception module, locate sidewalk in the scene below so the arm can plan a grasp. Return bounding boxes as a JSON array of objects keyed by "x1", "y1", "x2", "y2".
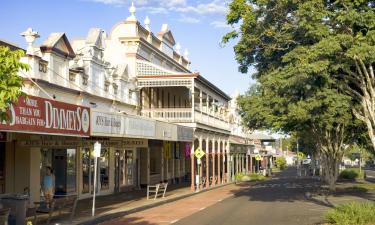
[{"x1": 30, "y1": 182, "x2": 234, "y2": 225}]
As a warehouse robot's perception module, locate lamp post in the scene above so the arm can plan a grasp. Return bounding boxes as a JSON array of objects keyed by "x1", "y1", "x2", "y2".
[{"x1": 92, "y1": 141, "x2": 101, "y2": 217}]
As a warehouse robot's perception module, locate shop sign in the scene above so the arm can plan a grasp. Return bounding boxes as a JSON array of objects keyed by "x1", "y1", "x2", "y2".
[
  {"x1": 126, "y1": 117, "x2": 155, "y2": 138},
  {"x1": 123, "y1": 138, "x2": 148, "y2": 148},
  {"x1": 177, "y1": 126, "x2": 193, "y2": 142},
  {"x1": 0, "y1": 96, "x2": 90, "y2": 136},
  {"x1": 91, "y1": 111, "x2": 124, "y2": 136}
]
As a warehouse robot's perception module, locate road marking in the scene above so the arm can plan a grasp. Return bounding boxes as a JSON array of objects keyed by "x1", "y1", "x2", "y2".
[
  {"x1": 170, "y1": 219, "x2": 179, "y2": 224},
  {"x1": 217, "y1": 199, "x2": 223, "y2": 202},
  {"x1": 199, "y1": 207, "x2": 206, "y2": 211}
]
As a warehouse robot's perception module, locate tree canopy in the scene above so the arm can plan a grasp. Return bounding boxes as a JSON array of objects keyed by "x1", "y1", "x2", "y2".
[
  {"x1": 224, "y1": 0, "x2": 375, "y2": 189},
  {"x1": 0, "y1": 46, "x2": 27, "y2": 120}
]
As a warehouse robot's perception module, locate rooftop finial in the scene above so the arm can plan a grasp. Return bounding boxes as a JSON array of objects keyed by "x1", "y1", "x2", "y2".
[
  {"x1": 20, "y1": 27, "x2": 40, "y2": 55},
  {"x1": 144, "y1": 16, "x2": 151, "y2": 31},
  {"x1": 127, "y1": 2, "x2": 137, "y2": 21},
  {"x1": 184, "y1": 48, "x2": 189, "y2": 60},
  {"x1": 175, "y1": 43, "x2": 181, "y2": 54}
]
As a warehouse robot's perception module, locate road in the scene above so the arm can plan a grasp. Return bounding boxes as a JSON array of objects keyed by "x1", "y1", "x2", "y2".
[
  {"x1": 365, "y1": 167, "x2": 375, "y2": 182},
  {"x1": 175, "y1": 168, "x2": 326, "y2": 225},
  {"x1": 102, "y1": 168, "x2": 335, "y2": 225}
]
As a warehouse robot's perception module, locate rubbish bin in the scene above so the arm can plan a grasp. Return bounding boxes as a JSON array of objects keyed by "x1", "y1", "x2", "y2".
[{"x1": 0, "y1": 194, "x2": 29, "y2": 225}]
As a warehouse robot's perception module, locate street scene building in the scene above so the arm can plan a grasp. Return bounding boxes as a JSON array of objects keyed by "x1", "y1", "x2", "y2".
[
  {"x1": 2, "y1": 1, "x2": 375, "y2": 225},
  {"x1": 0, "y1": 3, "x2": 276, "y2": 208}
]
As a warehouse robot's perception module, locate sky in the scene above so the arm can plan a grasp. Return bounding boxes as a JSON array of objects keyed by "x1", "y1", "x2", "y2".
[{"x1": 0, "y1": 0, "x2": 255, "y2": 95}]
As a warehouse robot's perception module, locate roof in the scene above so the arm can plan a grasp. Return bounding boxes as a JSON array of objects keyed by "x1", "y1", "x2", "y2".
[
  {"x1": 40, "y1": 33, "x2": 76, "y2": 59},
  {"x1": 248, "y1": 133, "x2": 275, "y2": 141},
  {"x1": 196, "y1": 75, "x2": 231, "y2": 101},
  {"x1": 0, "y1": 39, "x2": 25, "y2": 52},
  {"x1": 86, "y1": 28, "x2": 105, "y2": 49}
]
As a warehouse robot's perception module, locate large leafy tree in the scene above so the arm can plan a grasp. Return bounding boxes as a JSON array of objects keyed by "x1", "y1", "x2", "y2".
[
  {"x1": 0, "y1": 46, "x2": 28, "y2": 120},
  {"x1": 225, "y1": 0, "x2": 375, "y2": 190}
]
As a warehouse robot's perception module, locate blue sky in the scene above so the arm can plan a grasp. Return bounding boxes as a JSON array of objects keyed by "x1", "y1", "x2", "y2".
[{"x1": 0, "y1": 0, "x2": 255, "y2": 95}]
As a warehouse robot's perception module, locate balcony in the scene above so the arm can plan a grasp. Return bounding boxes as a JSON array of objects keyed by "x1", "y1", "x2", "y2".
[{"x1": 141, "y1": 108, "x2": 230, "y2": 131}]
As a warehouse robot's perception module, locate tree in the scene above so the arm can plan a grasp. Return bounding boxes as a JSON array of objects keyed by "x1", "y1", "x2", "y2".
[
  {"x1": 225, "y1": 0, "x2": 375, "y2": 190},
  {"x1": 0, "y1": 46, "x2": 27, "y2": 120}
]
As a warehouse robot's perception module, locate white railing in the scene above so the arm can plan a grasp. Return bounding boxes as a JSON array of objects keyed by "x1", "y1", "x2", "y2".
[
  {"x1": 141, "y1": 108, "x2": 230, "y2": 131},
  {"x1": 141, "y1": 108, "x2": 192, "y2": 122},
  {"x1": 194, "y1": 110, "x2": 230, "y2": 131}
]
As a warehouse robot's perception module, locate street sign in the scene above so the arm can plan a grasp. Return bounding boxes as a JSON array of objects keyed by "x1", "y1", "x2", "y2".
[
  {"x1": 194, "y1": 147, "x2": 206, "y2": 159},
  {"x1": 255, "y1": 154, "x2": 262, "y2": 161}
]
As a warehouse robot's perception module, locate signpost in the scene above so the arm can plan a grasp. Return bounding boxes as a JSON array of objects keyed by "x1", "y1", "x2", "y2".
[
  {"x1": 92, "y1": 141, "x2": 101, "y2": 217},
  {"x1": 194, "y1": 148, "x2": 205, "y2": 192}
]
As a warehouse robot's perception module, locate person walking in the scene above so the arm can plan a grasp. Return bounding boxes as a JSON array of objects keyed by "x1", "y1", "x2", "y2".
[{"x1": 43, "y1": 166, "x2": 55, "y2": 208}]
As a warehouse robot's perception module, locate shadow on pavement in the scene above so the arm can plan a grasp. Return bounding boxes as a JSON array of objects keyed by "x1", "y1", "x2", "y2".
[{"x1": 230, "y1": 167, "x2": 375, "y2": 209}]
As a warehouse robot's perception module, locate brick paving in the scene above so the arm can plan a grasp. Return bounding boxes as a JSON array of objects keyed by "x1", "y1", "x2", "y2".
[{"x1": 99, "y1": 184, "x2": 246, "y2": 225}]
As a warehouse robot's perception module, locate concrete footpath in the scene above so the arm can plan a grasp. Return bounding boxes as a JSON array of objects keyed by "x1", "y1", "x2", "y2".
[
  {"x1": 99, "y1": 183, "x2": 247, "y2": 225},
  {"x1": 34, "y1": 182, "x2": 238, "y2": 225}
]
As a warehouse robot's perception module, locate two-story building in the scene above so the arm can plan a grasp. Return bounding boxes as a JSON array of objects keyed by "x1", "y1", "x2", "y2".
[{"x1": 101, "y1": 4, "x2": 233, "y2": 190}]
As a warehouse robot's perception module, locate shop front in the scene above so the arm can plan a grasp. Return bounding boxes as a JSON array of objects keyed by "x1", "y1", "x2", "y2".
[
  {"x1": 89, "y1": 110, "x2": 155, "y2": 196},
  {"x1": 0, "y1": 95, "x2": 91, "y2": 203}
]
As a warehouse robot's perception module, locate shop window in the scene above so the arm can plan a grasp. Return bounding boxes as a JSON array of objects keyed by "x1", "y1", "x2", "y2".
[
  {"x1": 125, "y1": 150, "x2": 133, "y2": 185},
  {"x1": 99, "y1": 148, "x2": 109, "y2": 190},
  {"x1": 0, "y1": 143, "x2": 5, "y2": 194},
  {"x1": 40, "y1": 148, "x2": 77, "y2": 196}
]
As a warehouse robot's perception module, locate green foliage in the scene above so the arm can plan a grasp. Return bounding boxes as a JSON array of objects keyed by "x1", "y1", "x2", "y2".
[
  {"x1": 344, "y1": 143, "x2": 374, "y2": 162},
  {"x1": 0, "y1": 46, "x2": 28, "y2": 120},
  {"x1": 339, "y1": 168, "x2": 365, "y2": 180},
  {"x1": 224, "y1": 0, "x2": 375, "y2": 190},
  {"x1": 275, "y1": 157, "x2": 287, "y2": 170},
  {"x1": 235, "y1": 172, "x2": 245, "y2": 181},
  {"x1": 249, "y1": 173, "x2": 266, "y2": 181},
  {"x1": 325, "y1": 201, "x2": 375, "y2": 225}
]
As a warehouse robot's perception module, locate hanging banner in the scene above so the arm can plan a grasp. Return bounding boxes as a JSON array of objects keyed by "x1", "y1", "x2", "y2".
[
  {"x1": 163, "y1": 141, "x2": 171, "y2": 159},
  {"x1": 0, "y1": 95, "x2": 90, "y2": 137},
  {"x1": 184, "y1": 143, "x2": 191, "y2": 159}
]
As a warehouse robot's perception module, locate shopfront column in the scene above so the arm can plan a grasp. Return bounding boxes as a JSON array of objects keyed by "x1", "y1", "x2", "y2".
[
  {"x1": 172, "y1": 144, "x2": 175, "y2": 184},
  {"x1": 226, "y1": 141, "x2": 230, "y2": 182},
  {"x1": 223, "y1": 140, "x2": 226, "y2": 183},
  {"x1": 211, "y1": 138, "x2": 216, "y2": 186},
  {"x1": 205, "y1": 137, "x2": 209, "y2": 188},
  {"x1": 217, "y1": 139, "x2": 221, "y2": 185},
  {"x1": 190, "y1": 141, "x2": 195, "y2": 191},
  {"x1": 161, "y1": 146, "x2": 164, "y2": 182},
  {"x1": 199, "y1": 137, "x2": 203, "y2": 189}
]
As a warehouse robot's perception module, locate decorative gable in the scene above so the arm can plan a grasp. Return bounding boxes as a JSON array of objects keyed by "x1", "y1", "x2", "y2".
[
  {"x1": 162, "y1": 30, "x2": 176, "y2": 46},
  {"x1": 40, "y1": 33, "x2": 76, "y2": 59}
]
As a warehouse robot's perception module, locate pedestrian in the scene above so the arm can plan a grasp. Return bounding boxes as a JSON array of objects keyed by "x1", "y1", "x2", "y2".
[{"x1": 42, "y1": 166, "x2": 55, "y2": 208}]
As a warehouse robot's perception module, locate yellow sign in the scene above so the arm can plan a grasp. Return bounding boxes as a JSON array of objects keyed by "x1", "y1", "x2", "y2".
[
  {"x1": 194, "y1": 147, "x2": 205, "y2": 159},
  {"x1": 255, "y1": 154, "x2": 262, "y2": 161}
]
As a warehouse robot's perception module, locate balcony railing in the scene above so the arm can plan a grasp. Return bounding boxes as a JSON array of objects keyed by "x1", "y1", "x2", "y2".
[
  {"x1": 141, "y1": 108, "x2": 230, "y2": 131},
  {"x1": 141, "y1": 108, "x2": 192, "y2": 122}
]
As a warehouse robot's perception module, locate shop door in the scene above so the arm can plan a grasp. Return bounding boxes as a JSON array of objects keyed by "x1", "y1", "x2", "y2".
[
  {"x1": 114, "y1": 150, "x2": 120, "y2": 193},
  {"x1": 53, "y1": 149, "x2": 67, "y2": 195},
  {"x1": 0, "y1": 142, "x2": 5, "y2": 194}
]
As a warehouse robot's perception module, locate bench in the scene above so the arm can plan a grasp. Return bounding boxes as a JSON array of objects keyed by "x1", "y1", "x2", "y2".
[
  {"x1": 33, "y1": 195, "x2": 78, "y2": 225},
  {"x1": 147, "y1": 183, "x2": 168, "y2": 200},
  {"x1": 209, "y1": 176, "x2": 218, "y2": 186},
  {"x1": 0, "y1": 208, "x2": 10, "y2": 225}
]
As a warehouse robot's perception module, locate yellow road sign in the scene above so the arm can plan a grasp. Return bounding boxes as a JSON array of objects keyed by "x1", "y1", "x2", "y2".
[
  {"x1": 194, "y1": 147, "x2": 206, "y2": 159},
  {"x1": 255, "y1": 154, "x2": 262, "y2": 161}
]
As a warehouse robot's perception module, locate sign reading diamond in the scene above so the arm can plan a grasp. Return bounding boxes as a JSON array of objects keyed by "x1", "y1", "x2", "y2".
[{"x1": 194, "y1": 147, "x2": 205, "y2": 159}]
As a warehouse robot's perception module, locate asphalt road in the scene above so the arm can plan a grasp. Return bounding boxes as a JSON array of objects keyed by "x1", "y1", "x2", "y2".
[
  {"x1": 365, "y1": 167, "x2": 375, "y2": 182},
  {"x1": 175, "y1": 168, "x2": 327, "y2": 225}
]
